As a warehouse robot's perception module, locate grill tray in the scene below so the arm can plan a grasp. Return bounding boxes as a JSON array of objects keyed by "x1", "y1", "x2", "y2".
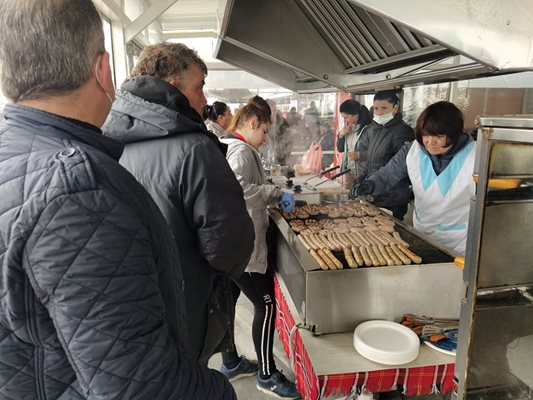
[{"x1": 287, "y1": 205, "x2": 453, "y2": 269}]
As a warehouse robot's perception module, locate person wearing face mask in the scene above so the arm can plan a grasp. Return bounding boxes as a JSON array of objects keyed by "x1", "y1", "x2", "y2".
[
  {"x1": 0, "y1": 2, "x2": 238, "y2": 399},
  {"x1": 336, "y1": 99, "x2": 372, "y2": 185},
  {"x1": 220, "y1": 97, "x2": 300, "y2": 399},
  {"x1": 354, "y1": 90, "x2": 414, "y2": 219},
  {"x1": 352, "y1": 101, "x2": 475, "y2": 256},
  {"x1": 203, "y1": 101, "x2": 233, "y2": 138}
]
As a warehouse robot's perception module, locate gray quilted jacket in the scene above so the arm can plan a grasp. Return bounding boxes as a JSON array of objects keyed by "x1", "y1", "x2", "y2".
[
  {"x1": 103, "y1": 76, "x2": 255, "y2": 364},
  {"x1": 0, "y1": 104, "x2": 236, "y2": 399}
]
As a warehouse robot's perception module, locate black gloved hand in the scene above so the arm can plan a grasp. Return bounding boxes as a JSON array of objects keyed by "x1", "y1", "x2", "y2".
[{"x1": 350, "y1": 180, "x2": 374, "y2": 199}]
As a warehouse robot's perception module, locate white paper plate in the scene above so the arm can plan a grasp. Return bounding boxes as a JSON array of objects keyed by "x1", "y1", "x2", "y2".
[
  {"x1": 353, "y1": 320, "x2": 420, "y2": 365},
  {"x1": 424, "y1": 341, "x2": 456, "y2": 356}
]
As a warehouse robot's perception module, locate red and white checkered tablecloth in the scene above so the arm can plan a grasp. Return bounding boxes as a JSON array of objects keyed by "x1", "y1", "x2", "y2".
[{"x1": 274, "y1": 277, "x2": 455, "y2": 400}]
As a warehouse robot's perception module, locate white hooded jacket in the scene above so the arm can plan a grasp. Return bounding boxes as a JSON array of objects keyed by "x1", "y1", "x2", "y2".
[{"x1": 221, "y1": 137, "x2": 282, "y2": 273}]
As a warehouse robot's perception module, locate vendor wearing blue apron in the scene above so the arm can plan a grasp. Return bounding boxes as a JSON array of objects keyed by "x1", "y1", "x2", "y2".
[{"x1": 352, "y1": 101, "x2": 475, "y2": 256}]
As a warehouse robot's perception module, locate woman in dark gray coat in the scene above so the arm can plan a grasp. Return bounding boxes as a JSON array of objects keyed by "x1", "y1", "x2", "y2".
[{"x1": 353, "y1": 90, "x2": 414, "y2": 219}]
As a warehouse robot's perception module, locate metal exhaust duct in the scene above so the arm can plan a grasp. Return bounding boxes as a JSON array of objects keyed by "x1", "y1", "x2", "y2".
[{"x1": 215, "y1": 0, "x2": 533, "y2": 92}]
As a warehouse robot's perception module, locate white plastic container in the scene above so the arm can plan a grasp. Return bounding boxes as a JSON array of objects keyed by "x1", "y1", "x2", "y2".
[{"x1": 353, "y1": 320, "x2": 420, "y2": 365}]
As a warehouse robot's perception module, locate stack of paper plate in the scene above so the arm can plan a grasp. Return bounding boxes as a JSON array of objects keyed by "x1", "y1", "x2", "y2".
[{"x1": 353, "y1": 320, "x2": 420, "y2": 365}]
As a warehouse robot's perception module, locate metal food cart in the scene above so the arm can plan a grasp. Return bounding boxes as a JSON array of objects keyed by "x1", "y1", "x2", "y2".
[
  {"x1": 454, "y1": 116, "x2": 533, "y2": 400},
  {"x1": 268, "y1": 195, "x2": 463, "y2": 336}
]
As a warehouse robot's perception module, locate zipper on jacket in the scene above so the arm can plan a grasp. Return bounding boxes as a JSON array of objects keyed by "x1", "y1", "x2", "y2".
[{"x1": 25, "y1": 277, "x2": 46, "y2": 400}]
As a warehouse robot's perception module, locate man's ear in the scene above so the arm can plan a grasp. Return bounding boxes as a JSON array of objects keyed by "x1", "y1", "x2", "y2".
[
  {"x1": 96, "y1": 51, "x2": 114, "y2": 94},
  {"x1": 168, "y1": 78, "x2": 182, "y2": 90}
]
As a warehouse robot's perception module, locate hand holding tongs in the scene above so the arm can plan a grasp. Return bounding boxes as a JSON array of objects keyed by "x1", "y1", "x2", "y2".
[{"x1": 303, "y1": 165, "x2": 340, "y2": 185}]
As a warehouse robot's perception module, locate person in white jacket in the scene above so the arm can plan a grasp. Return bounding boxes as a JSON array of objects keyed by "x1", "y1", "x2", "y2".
[{"x1": 220, "y1": 96, "x2": 300, "y2": 399}]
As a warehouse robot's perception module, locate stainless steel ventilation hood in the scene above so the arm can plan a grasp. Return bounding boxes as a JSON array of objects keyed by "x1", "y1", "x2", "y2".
[{"x1": 215, "y1": 0, "x2": 533, "y2": 93}]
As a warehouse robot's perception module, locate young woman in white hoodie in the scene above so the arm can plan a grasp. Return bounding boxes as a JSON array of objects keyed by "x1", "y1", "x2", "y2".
[{"x1": 219, "y1": 96, "x2": 300, "y2": 399}]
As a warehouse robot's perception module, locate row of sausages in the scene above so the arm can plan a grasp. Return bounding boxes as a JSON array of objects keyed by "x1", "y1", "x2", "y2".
[
  {"x1": 298, "y1": 229, "x2": 410, "y2": 252},
  {"x1": 306, "y1": 243, "x2": 422, "y2": 269},
  {"x1": 298, "y1": 229, "x2": 423, "y2": 269}
]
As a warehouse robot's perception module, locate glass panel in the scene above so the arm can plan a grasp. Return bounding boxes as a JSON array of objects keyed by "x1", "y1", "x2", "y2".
[
  {"x1": 490, "y1": 142, "x2": 533, "y2": 178},
  {"x1": 465, "y1": 305, "x2": 533, "y2": 399},
  {"x1": 478, "y1": 202, "x2": 533, "y2": 288}
]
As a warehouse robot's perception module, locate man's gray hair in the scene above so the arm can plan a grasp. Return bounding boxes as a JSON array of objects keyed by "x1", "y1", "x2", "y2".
[
  {"x1": 128, "y1": 42, "x2": 207, "y2": 85},
  {"x1": 0, "y1": 0, "x2": 105, "y2": 102}
]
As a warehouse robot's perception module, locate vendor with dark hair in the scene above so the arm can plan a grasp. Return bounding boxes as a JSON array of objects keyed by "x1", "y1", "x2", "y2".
[
  {"x1": 336, "y1": 99, "x2": 372, "y2": 182},
  {"x1": 352, "y1": 101, "x2": 475, "y2": 256},
  {"x1": 203, "y1": 101, "x2": 232, "y2": 137},
  {"x1": 355, "y1": 90, "x2": 414, "y2": 219}
]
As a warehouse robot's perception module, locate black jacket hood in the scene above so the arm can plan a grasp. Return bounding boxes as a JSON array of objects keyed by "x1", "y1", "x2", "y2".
[{"x1": 103, "y1": 75, "x2": 210, "y2": 144}]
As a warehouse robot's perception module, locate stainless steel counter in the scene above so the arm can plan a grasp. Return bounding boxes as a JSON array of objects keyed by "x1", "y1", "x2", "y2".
[
  {"x1": 276, "y1": 275, "x2": 456, "y2": 375},
  {"x1": 269, "y1": 206, "x2": 464, "y2": 335}
]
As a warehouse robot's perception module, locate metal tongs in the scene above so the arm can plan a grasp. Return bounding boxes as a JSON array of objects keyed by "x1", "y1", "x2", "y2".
[
  {"x1": 312, "y1": 168, "x2": 352, "y2": 188},
  {"x1": 303, "y1": 165, "x2": 340, "y2": 185}
]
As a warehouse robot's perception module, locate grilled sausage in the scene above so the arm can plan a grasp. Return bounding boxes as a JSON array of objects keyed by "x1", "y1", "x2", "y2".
[
  {"x1": 378, "y1": 244, "x2": 395, "y2": 266},
  {"x1": 390, "y1": 244, "x2": 411, "y2": 265},
  {"x1": 323, "y1": 248, "x2": 343, "y2": 269},
  {"x1": 385, "y1": 245, "x2": 402, "y2": 265},
  {"x1": 351, "y1": 245, "x2": 365, "y2": 267},
  {"x1": 397, "y1": 245, "x2": 423, "y2": 264},
  {"x1": 318, "y1": 249, "x2": 337, "y2": 269},
  {"x1": 359, "y1": 246, "x2": 373, "y2": 267},
  {"x1": 392, "y1": 231, "x2": 410, "y2": 248},
  {"x1": 298, "y1": 234, "x2": 312, "y2": 250},
  {"x1": 310, "y1": 249, "x2": 329, "y2": 270},
  {"x1": 372, "y1": 245, "x2": 387, "y2": 266},
  {"x1": 343, "y1": 247, "x2": 357, "y2": 268}
]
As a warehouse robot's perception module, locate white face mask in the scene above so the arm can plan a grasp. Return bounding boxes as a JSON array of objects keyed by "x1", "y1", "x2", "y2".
[{"x1": 373, "y1": 112, "x2": 394, "y2": 125}]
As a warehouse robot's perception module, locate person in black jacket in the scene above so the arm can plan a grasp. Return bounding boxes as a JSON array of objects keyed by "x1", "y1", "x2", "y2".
[
  {"x1": 352, "y1": 90, "x2": 414, "y2": 219},
  {"x1": 0, "y1": 1, "x2": 236, "y2": 399},
  {"x1": 103, "y1": 42, "x2": 255, "y2": 365}
]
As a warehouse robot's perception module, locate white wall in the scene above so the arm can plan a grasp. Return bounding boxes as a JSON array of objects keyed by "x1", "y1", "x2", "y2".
[{"x1": 458, "y1": 71, "x2": 533, "y2": 88}]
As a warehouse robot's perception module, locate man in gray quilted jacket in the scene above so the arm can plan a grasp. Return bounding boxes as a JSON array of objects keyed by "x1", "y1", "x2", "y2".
[{"x1": 0, "y1": 1, "x2": 236, "y2": 399}]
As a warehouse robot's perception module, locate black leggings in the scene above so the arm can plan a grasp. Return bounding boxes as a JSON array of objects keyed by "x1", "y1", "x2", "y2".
[{"x1": 222, "y1": 271, "x2": 277, "y2": 379}]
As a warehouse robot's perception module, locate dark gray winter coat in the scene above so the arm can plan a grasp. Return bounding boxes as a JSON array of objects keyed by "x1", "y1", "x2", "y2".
[
  {"x1": 356, "y1": 114, "x2": 414, "y2": 208},
  {"x1": 0, "y1": 104, "x2": 236, "y2": 399},
  {"x1": 103, "y1": 76, "x2": 255, "y2": 364}
]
